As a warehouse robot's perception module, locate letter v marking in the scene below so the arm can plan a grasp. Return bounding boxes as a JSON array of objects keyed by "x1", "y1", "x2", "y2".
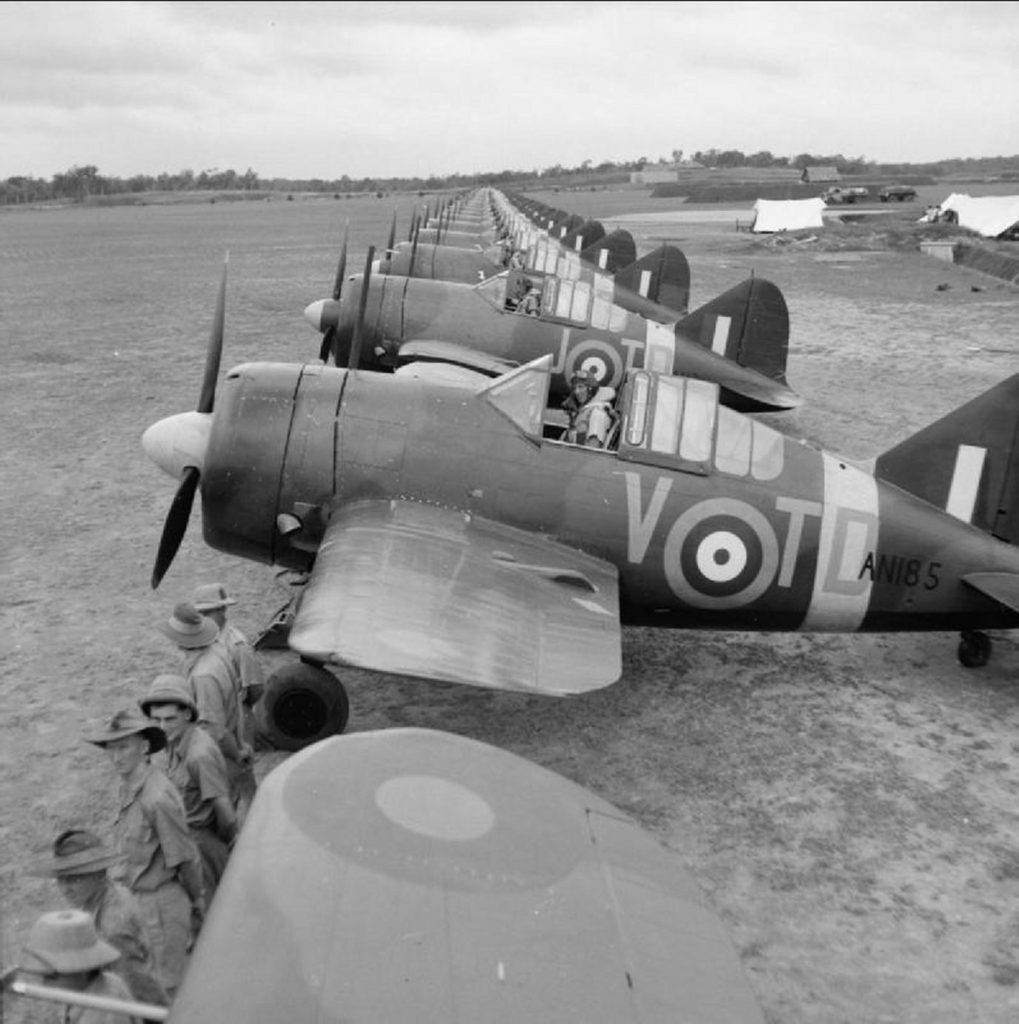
[{"x1": 621, "y1": 471, "x2": 673, "y2": 563}]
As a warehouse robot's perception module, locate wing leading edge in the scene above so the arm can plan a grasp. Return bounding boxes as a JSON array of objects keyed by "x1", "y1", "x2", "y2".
[{"x1": 288, "y1": 499, "x2": 622, "y2": 695}]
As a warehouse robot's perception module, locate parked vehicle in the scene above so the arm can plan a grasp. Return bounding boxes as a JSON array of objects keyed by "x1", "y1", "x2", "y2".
[
  {"x1": 822, "y1": 186, "x2": 870, "y2": 205},
  {"x1": 880, "y1": 185, "x2": 918, "y2": 202}
]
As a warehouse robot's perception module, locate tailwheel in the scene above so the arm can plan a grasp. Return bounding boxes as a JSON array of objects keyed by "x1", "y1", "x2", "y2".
[
  {"x1": 256, "y1": 660, "x2": 350, "y2": 751},
  {"x1": 958, "y1": 630, "x2": 992, "y2": 668}
]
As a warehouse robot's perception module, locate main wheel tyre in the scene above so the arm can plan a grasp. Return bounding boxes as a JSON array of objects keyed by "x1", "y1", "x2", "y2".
[
  {"x1": 256, "y1": 662, "x2": 350, "y2": 751},
  {"x1": 958, "y1": 630, "x2": 991, "y2": 668}
]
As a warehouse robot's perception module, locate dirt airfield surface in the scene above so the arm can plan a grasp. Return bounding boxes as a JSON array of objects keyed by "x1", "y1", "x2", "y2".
[{"x1": 3, "y1": 189, "x2": 1019, "y2": 1023}]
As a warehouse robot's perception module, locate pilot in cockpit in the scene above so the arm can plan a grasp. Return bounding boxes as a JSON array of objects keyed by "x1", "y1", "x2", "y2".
[{"x1": 562, "y1": 370, "x2": 617, "y2": 448}]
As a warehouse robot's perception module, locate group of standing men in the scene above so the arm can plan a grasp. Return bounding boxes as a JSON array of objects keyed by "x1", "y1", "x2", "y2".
[{"x1": 12, "y1": 583, "x2": 265, "y2": 1021}]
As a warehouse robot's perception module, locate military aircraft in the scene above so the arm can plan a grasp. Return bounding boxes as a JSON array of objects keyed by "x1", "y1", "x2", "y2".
[
  {"x1": 166, "y1": 728, "x2": 766, "y2": 1023},
  {"x1": 144, "y1": 265, "x2": 1019, "y2": 748},
  {"x1": 303, "y1": 256, "x2": 797, "y2": 413},
  {"x1": 410, "y1": 189, "x2": 692, "y2": 318},
  {"x1": 377, "y1": 233, "x2": 692, "y2": 322}
]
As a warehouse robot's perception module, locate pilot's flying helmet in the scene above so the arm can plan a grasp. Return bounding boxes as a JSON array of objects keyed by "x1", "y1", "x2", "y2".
[{"x1": 570, "y1": 369, "x2": 600, "y2": 390}]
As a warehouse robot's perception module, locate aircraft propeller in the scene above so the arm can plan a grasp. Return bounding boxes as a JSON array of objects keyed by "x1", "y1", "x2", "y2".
[
  {"x1": 319, "y1": 222, "x2": 349, "y2": 364},
  {"x1": 408, "y1": 214, "x2": 421, "y2": 278},
  {"x1": 149, "y1": 257, "x2": 227, "y2": 588},
  {"x1": 386, "y1": 211, "x2": 397, "y2": 255},
  {"x1": 347, "y1": 245, "x2": 375, "y2": 371}
]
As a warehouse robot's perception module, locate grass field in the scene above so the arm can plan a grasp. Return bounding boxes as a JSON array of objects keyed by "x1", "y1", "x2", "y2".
[{"x1": 3, "y1": 190, "x2": 1019, "y2": 1023}]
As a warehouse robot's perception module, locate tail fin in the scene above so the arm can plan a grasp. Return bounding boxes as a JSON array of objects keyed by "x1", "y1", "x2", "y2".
[
  {"x1": 675, "y1": 277, "x2": 790, "y2": 384},
  {"x1": 875, "y1": 374, "x2": 1019, "y2": 543},
  {"x1": 562, "y1": 219, "x2": 605, "y2": 252},
  {"x1": 612, "y1": 244, "x2": 690, "y2": 315},
  {"x1": 579, "y1": 229, "x2": 637, "y2": 274}
]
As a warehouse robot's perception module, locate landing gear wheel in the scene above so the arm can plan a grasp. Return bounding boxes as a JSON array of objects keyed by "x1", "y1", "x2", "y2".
[
  {"x1": 256, "y1": 661, "x2": 350, "y2": 751},
  {"x1": 958, "y1": 630, "x2": 991, "y2": 668}
]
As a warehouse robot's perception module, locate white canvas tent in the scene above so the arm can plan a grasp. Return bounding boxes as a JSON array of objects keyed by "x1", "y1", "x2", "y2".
[
  {"x1": 752, "y1": 198, "x2": 825, "y2": 233},
  {"x1": 939, "y1": 193, "x2": 1019, "y2": 238}
]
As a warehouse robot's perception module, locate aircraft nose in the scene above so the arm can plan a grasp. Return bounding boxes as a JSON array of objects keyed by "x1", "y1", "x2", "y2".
[
  {"x1": 303, "y1": 298, "x2": 341, "y2": 333},
  {"x1": 142, "y1": 411, "x2": 212, "y2": 479}
]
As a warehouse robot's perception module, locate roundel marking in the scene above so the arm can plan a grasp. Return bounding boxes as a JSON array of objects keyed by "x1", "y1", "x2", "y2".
[
  {"x1": 375, "y1": 774, "x2": 495, "y2": 842},
  {"x1": 564, "y1": 339, "x2": 623, "y2": 388},
  {"x1": 695, "y1": 529, "x2": 747, "y2": 583},
  {"x1": 664, "y1": 498, "x2": 780, "y2": 609}
]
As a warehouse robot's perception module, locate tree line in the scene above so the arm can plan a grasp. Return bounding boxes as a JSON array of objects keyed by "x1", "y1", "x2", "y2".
[{"x1": 3, "y1": 152, "x2": 1017, "y2": 206}]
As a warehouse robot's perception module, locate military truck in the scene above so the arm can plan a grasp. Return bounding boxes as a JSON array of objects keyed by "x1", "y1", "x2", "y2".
[
  {"x1": 821, "y1": 186, "x2": 870, "y2": 205},
  {"x1": 879, "y1": 185, "x2": 918, "y2": 202}
]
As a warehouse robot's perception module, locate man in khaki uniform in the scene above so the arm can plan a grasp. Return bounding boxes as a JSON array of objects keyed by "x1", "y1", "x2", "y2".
[
  {"x1": 158, "y1": 601, "x2": 253, "y2": 810},
  {"x1": 27, "y1": 830, "x2": 166, "y2": 1006},
  {"x1": 18, "y1": 909, "x2": 141, "y2": 1024},
  {"x1": 85, "y1": 708, "x2": 204, "y2": 999},
  {"x1": 140, "y1": 674, "x2": 236, "y2": 901},
  {"x1": 192, "y1": 582, "x2": 263, "y2": 812}
]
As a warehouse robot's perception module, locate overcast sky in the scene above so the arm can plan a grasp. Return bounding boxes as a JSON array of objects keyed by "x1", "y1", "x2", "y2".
[{"x1": 2, "y1": 1, "x2": 1016, "y2": 181}]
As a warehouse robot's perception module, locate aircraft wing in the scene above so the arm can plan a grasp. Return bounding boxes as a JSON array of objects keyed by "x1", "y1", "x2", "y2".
[
  {"x1": 396, "y1": 339, "x2": 519, "y2": 377},
  {"x1": 288, "y1": 499, "x2": 622, "y2": 695},
  {"x1": 168, "y1": 729, "x2": 766, "y2": 1024}
]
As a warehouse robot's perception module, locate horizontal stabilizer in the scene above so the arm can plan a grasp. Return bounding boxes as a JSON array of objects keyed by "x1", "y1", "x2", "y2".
[
  {"x1": 876, "y1": 373, "x2": 1019, "y2": 542},
  {"x1": 963, "y1": 572, "x2": 1019, "y2": 613}
]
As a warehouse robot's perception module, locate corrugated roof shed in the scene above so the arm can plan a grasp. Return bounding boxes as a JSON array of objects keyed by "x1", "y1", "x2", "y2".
[{"x1": 801, "y1": 166, "x2": 840, "y2": 182}]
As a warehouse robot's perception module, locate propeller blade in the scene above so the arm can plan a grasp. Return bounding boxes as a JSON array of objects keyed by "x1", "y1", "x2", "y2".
[
  {"x1": 197, "y1": 255, "x2": 228, "y2": 415},
  {"x1": 348, "y1": 245, "x2": 374, "y2": 372},
  {"x1": 408, "y1": 216, "x2": 421, "y2": 277},
  {"x1": 318, "y1": 326, "x2": 335, "y2": 364},
  {"x1": 151, "y1": 465, "x2": 200, "y2": 588},
  {"x1": 331, "y1": 222, "x2": 349, "y2": 301},
  {"x1": 386, "y1": 211, "x2": 397, "y2": 254}
]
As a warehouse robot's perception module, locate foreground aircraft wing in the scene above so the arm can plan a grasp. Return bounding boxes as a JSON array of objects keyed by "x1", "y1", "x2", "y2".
[
  {"x1": 396, "y1": 339, "x2": 519, "y2": 377},
  {"x1": 169, "y1": 729, "x2": 766, "y2": 1024},
  {"x1": 288, "y1": 499, "x2": 621, "y2": 694}
]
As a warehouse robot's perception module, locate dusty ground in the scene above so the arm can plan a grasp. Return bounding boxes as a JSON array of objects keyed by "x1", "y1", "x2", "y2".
[{"x1": 3, "y1": 190, "x2": 1019, "y2": 1022}]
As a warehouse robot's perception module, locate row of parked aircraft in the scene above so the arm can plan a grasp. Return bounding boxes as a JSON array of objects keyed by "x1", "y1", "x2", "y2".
[{"x1": 127, "y1": 187, "x2": 1019, "y2": 1021}]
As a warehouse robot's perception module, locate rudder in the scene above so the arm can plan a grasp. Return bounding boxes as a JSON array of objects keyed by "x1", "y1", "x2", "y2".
[
  {"x1": 579, "y1": 229, "x2": 637, "y2": 274},
  {"x1": 613, "y1": 245, "x2": 691, "y2": 315},
  {"x1": 675, "y1": 277, "x2": 791, "y2": 383},
  {"x1": 875, "y1": 374, "x2": 1019, "y2": 543}
]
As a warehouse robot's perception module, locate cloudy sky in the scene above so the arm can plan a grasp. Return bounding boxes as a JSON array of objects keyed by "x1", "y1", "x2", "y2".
[{"x1": 1, "y1": 1, "x2": 1016, "y2": 181}]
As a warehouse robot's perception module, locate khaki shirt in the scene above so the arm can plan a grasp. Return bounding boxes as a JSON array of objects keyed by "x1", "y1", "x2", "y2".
[
  {"x1": 165, "y1": 723, "x2": 231, "y2": 831},
  {"x1": 183, "y1": 644, "x2": 244, "y2": 761},
  {"x1": 84, "y1": 880, "x2": 166, "y2": 1006},
  {"x1": 218, "y1": 623, "x2": 264, "y2": 702},
  {"x1": 114, "y1": 765, "x2": 198, "y2": 895}
]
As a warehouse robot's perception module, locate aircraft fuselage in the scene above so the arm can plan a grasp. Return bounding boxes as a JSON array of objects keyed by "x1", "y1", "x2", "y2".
[{"x1": 201, "y1": 362, "x2": 1019, "y2": 636}]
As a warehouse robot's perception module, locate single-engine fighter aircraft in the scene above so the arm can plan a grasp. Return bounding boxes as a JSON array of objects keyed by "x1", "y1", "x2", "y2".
[
  {"x1": 433, "y1": 189, "x2": 691, "y2": 316},
  {"x1": 377, "y1": 234, "x2": 692, "y2": 321},
  {"x1": 144, "y1": 267, "x2": 1019, "y2": 748},
  {"x1": 303, "y1": 261, "x2": 797, "y2": 414},
  {"x1": 166, "y1": 728, "x2": 766, "y2": 1023}
]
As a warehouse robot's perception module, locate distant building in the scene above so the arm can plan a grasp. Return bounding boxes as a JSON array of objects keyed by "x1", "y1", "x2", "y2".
[
  {"x1": 630, "y1": 168, "x2": 679, "y2": 185},
  {"x1": 801, "y1": 166, "x2": 840, "y2": 183}
]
